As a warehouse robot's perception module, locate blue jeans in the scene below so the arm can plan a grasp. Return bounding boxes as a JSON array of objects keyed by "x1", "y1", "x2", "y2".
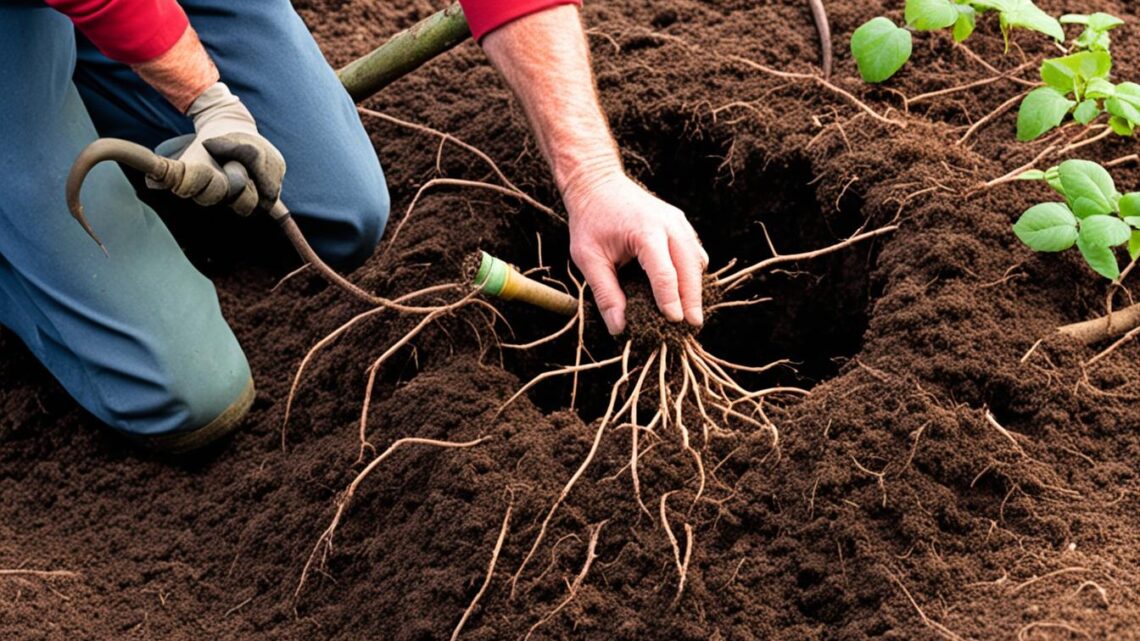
[{"x1": 0, "y1": 2, "x2": 389, "y2": 436}]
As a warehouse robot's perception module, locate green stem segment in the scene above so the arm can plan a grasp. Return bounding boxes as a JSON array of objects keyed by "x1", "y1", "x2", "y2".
[
  {"x1": 473, "y1": 252, "x2": 578, "y2": 316},
  {"x1": 337, "y1": 3, "x2": 471, "y2": 102}
]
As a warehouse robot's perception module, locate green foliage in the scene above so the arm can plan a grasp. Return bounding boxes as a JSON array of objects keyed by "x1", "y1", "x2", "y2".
[
  {"x1": 1061, "y1": 12, "x2": 1124, "y2": 51},
  {"x1": 1016, "y1": 14, "x2": 1137, "y2": 140},
  {"x1": 1014, "y1": 160, "x2": 1140, "y2": 279},
  {"x1": 851, "y1": 0, "x2": 1063, "y2": 83},
  {"x1": 851, "y1": 18, "x2": 913, "y2": 83},
  {"x1": 1016, "y1": 87, "x2": 1076, "y2": 140}
]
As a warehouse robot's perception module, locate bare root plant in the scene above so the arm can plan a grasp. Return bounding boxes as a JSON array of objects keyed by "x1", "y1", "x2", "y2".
[{"x1": 496, "y1": 223, "x2": 897, "y2": 611}]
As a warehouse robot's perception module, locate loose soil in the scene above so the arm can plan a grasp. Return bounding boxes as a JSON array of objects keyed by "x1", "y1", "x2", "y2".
[{"x1": 3, "y1": 1, "x2": 1140, "y2": 639}]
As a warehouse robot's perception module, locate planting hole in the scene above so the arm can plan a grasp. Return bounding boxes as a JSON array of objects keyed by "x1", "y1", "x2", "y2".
[{"x1": 499, "y1": 125, "x2": 880, "y2": 421}]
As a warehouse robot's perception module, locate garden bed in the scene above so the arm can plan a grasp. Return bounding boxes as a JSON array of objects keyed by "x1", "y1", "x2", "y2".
[{"x1": 2, "y1": 0, "x2": 1139, "y2": 639}]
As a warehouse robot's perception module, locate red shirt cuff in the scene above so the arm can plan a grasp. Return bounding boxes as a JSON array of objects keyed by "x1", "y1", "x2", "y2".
[
  {"x1": 46, "y1": 0, "x2": 190, "y2": 64},
  {"x1": 459, "y1": 0, "x2": 583, "y2": 42}
]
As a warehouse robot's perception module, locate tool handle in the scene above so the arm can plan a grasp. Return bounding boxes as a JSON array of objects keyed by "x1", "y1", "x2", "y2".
[
  {"x1": 220, "y1": 160, "x2": 289, "y2": 220},
  {"x1": 222, "y1": 161, "x2": 249, "y2": 201}
]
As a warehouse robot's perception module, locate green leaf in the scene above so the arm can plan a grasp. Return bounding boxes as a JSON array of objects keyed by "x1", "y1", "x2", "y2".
[
  {"x1": 1013, "y1": 202, "x2": 1078, "y2": 251},
  {"x1": 906, "y1": 0, "x2": 959, "y2": 30},
  {"x1": 953, "y1": 5, "x2": 977, "y2": 41},
  {"x1": 1058, "y1": 159, "x2": 1119, "y2": 217},
  {"x1": 851, "y1": 18, "x2": 913, "y2": 83},
  {"x1": 1106, "y1": 97, "x2": 1140, "y2": 126},
  {"x1": 1088, "y1": 12, "x2": 1125, "y2": 32},
  {"x1": 1040, "y1": 51, "x2": 1113, "y2": 93},
  {"x1": 1078, "y1": 214, "x2": 1131, "y2": 247},
  {"x1": 1077, "y1": 234, "x2": 1120, "y2": 279},
  {"x1": 1119, "y1": 193, "x2": 1140, "y2": 219},
  {"x1": 1060, "y1": 13, "x2": 1090, "y2": 25},
  {"x1": 1016, "y1": 169, "x2": 1047, "y2": 180},
  {"x1": 1017, "y1": 87, "x2": 1076, "y2": 141},
  {"x1": 1085, "y1": 77, "x2": 1116, "y2": 99},
  {"x1": 1109, "y1": 116, "x2": 1135, "y2": 136},
  {"x1": 1114, "y1": 82, "x2": 1140, "y2": 108},
  {"x1": 1130, "y1": 230, "x2": 1140, "y2": 259},
  {"x1": 1072, "y1": 99, "x2": 1100, "y2": 124},
  {"x1": 997, "y1": 0, "x2": 1065, "y2": 42}
]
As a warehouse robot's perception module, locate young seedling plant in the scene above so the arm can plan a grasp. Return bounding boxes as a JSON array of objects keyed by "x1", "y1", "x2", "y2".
[
  {"x1": 851, "y1": 0, "x2": 1063, "y2": 84},
  {"x1": 1016, "y1": 13, "x2": 1140, "y2": 141},
  {"x1": 1013, "y1": 159, "x2": 1140, "y2": 281},
  {"x1": 1011, "y1": 158, "x2": 1140, "y2": 349}
]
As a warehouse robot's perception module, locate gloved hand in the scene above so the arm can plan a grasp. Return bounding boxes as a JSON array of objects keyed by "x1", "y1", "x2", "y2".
[{"x1": 150, "y1": 82, "x2": 285, "y2": 216}]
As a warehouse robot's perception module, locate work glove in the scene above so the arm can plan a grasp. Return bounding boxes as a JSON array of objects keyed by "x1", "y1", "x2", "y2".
[{"x1": 150, "y1": 82, "x2": 285, "y2": 216}]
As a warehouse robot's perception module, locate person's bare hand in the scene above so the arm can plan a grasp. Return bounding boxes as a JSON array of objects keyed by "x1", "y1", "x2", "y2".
[{"x1": 564, "y1": 171, "x2": 708, "y2": 335}]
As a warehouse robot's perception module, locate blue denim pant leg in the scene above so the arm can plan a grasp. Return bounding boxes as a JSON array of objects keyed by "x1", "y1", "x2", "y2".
[
  {"x1": 0, "y1": 6, "x2": 251, "y2": 436},
  {"x1": 73, "y1": 0, "x2": 391, "y2": 268}
]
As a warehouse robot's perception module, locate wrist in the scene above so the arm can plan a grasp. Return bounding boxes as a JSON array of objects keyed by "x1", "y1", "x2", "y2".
[
  {"x1": 558, "y1": 154, "x2": 625, "y2": 215},
  {"x1": 131, "y1": 26, "x2": 219, "y2": 113}
]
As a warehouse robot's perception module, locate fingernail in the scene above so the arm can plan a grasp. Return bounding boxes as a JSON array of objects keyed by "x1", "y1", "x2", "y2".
[
  {"x1": 663, "y1": 302, "x2": 684, "y2": 322},
  {"x1": 603, "y1": 309, "x2": 625, "y2": 335},
  {"x1": 688, "y1": 307, "x2": 704, "y2": 327}
]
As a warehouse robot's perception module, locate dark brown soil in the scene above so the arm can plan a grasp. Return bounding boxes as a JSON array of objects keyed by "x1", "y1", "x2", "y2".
[{"x1": 4, "y1": 1, "x2": 1140, "y2": 639}]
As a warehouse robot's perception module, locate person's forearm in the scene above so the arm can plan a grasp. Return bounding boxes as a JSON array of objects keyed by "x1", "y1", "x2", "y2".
[
  {"x1": 480, "y1": 5, "x2": 622, "y2": 205},
  {"x1": 131, "y1": 26, "x2": 220, "y2": 113}
]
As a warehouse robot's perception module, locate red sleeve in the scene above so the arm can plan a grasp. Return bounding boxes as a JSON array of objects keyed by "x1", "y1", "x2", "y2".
[
  {"x1": 45, "y1": 0, "x2": 189, "y2": 64},
  {"x1": 459, "y1": 0, "x2": 582, "y2": 42}
]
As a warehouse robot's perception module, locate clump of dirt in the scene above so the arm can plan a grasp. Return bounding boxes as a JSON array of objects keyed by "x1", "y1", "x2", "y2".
[
  {"x1": 3, "y1": 1, "x2": 1140, "y2": 640},
  {"x1": 619, "y1": 276, "x2": 723, "y2": 353}
]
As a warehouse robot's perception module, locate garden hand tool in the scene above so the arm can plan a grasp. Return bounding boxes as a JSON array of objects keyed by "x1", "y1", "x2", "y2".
[{"x1": 66, "y1": 137, "x2": 381, "y2": 306}]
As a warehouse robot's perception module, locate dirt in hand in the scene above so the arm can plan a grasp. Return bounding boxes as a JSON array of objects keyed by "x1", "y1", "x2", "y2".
[
  {"x1": 619, "y1": 276, "x2": 723, "y2": 353},
  {"x1": 3, "y1": 0, "x2": 1140, "y2": 640}
]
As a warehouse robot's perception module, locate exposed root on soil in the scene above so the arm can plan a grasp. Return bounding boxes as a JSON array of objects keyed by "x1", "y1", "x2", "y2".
[
  {"x1": 0, "y1": 569, "x2": 80, "y2": 579},
  {"x1": 281, "y1": 282, "x2": 464, "y2": 448},
  {"x1": 358, "y1": 107, "x2": 563, "y2": 246},
  {"x1": 908, "y1": 60, "x2": 1037, "y2": 107},
  {"x1": 450, "y1": 494, "x2": 514, "y2": 641},
  {"x1": 523, "y1": 520, "x2": 606, "y2": 641},
  {"x1": 295, "y1": 435, "x2": 490, "y2": 604},
  {"x1": 659, "y1": 491, "x2": 694, "y2": 605},
  {"x1": 714, "y1": 223, "x2": 898, "y2": 290},
  {"x1": 1058, "y1": 301, "x2": 1140, "y2": 346},
  {"x1": 508, "y1": 342, "x2": 634, "y2": 600},
  {"x1": 981, "y1": 125, "x2": 1114, "y2": 189},
  {"x1": 726, "y1": 55, "x2": 906, "y2": 128},
  {"x1": 357, "y1": 292, "x2": 493, "y2": 460},
  {"x1": 888, "y1": 570, "x2": 967, "y2": 641},
  {"x1": 958, "y1": 88, "x2": 1033, "y2": 145}
]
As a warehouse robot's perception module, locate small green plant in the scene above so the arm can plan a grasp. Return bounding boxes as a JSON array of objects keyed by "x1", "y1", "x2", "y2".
[
  {"x1": 1016, "y1": 13, "x2": 1138, "y2": 140},
  {"x1": 1014, "y1": 159, "x2": 1140, "y2": 279},
  {"x1": 851, "y1": 0, "x2": 1063, "y2": 83}
]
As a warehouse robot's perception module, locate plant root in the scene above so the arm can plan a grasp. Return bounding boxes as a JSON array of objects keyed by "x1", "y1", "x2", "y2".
[
  {"x1": 523, "y1": 520, "x2": 606, "y2": 641},
  {"x1": 357, "y1": 292, "x2": 484, "y2": 460},
  {"x1": 715, "y1": 224, "x2": 898, "y2": 289},
  {"x1": 1058, "y1": 301, "x2": 1140, "y2": 346},
  {"x1": 726, "y1": 55, "x2": 906, "y2": 128},
  {"x1": 0, "y1": 569, "x2": 80, "y2": 579},
  {"x1": 450, "y1": 496, "x2": 514, "y2": 641},
  {"x1": 295, "y1": 436, "x2": 489, "y2": 603},
  {"x1": 659, "y1": 492, "x2": 694, "y2": 605},
  {"x1": 358, "y1": 107, "x2": 563, "y2": 246},
  {"x1": 888, "y1": 570, "x2": 967, "y2": 641},
  {"x1": 281, "y1": 282, "x2": 464, "y2": 447},
  {"x1": 509, "y1": 342, "x2": 634, "y2": 599}
]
